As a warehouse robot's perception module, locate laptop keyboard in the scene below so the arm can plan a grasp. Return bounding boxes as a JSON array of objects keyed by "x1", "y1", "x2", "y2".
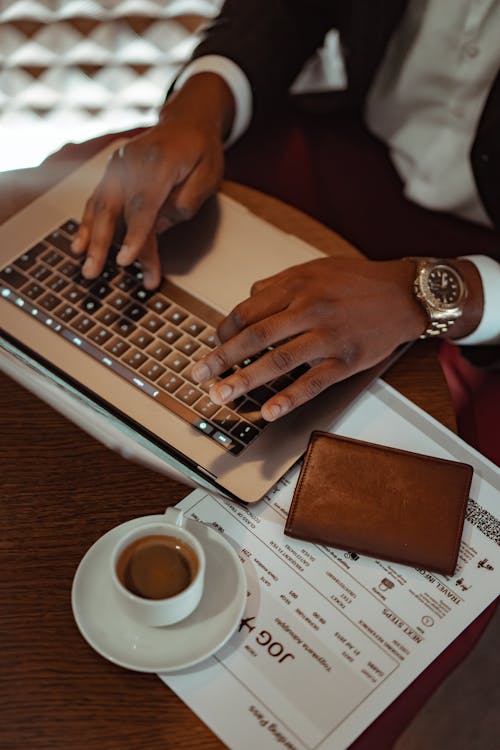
[{"x1": 0, "y1": 220, "x2": 307, "y2": 456}]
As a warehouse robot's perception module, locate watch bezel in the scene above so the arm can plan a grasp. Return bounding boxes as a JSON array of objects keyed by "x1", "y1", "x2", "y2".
[{"x1": 418, "y1": 262, "x2": 467, "y2": 314}]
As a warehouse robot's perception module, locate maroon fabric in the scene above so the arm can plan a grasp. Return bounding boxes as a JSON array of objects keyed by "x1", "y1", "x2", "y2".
[
  {"x1": 226, "y1": 107, "x2": 500, "y2": 260},
  {"x1": 439, "y1": 341, "x2": 500, "y2": 467},
  {"x1": 224, "y1": 106, "x2": 499, "y2": 747}
]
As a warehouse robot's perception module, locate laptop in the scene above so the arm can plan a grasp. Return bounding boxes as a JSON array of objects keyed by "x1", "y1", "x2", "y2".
[{"x1": 0, "y1": 140, "x2": 403, "y2": 503}]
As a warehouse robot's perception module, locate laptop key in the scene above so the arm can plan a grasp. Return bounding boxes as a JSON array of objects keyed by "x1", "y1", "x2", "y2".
[
  {"x1": 90, "y1": 281, "x2": 112, "y2": 300},
  {"x1": 38, "y1": 292, "x2": 62, "y2": 311},
  {"x1": 14, "y1": 243, "x2": 46, "y2": 270},
  {"x1": 198, "y1": 328, "x2": 218, "y2": 348},
  {"x1": 88, "y1": 326, "x2": 113, "y2": 345},
  {"x1": 113, "y1": 317, "x2": 137, "y2": 337},
  {"x1": 146, "y1": 294, "x2": 170, "y2": 313},
  {"x1": 165, "y1": 306, "x2": 188, "y2": 325},
  {"x1": 181, "y1": 317, "x2": 206, "y2": 336},
  {"x1": 63, "y1": 285, "x2": 85, "y2": 304},
  {"x1": 108, "y1": 291, "x2": 129, "y2": 310},
  {"x1": 212, "y1": 408, "x2": 240, "y2": 431},
  {"x1": 176, "y1": 384, "x2": 203, "y2": 406},
  {"x1": 123, "y1": 302, "x2": 147, "y2": 322},
  {"x1": 157, "y1": 372, "x2": 183, "y2": 393},
  {"x1": 0, "y1": 266, "x2": 28, "y2": 288},
  {"x1": 100, "y1": 265, "x2": 119, "y2": 282},
  {"x1": 105, "y1": 337, "x2": 130, "y2": 357},
  {"x1": 46, "y1": 230, "x2": 73, "y2": 254},
  {"x1": 139, "y1": 360, "x2": 166, "y2": 382},
  {"x1": 235, "y1": 399, "x2": 267, "y2": 429},
  {"x1": 248, "y1": 385, "x2": 275, "y2": 405},
  {"x1": 22, "y1": 281, "x2": 44, "y2": 300},
  {"x1": 56, "y1": 303, "x2": 78, "y2": 322},
  {"x1": 141, "y1": 313, "x2": 164, "y2": 333},
  {"x1": 115, "y1": 272, "x2": 138, "y2": 293},
  {"x1": 122, "y1": 348, "x2": 148, "y2": 369},
  {"x1": 95, "y1": 306, "x2": 119, "y2": 326},
  {"x1": 80, "y1": 295, "x2": 102, "y2": 315},
  {"x1": 158, "y1": 324, "x2": 181, "y2": 345},
  {"x1": 61, "y1": 219, "x2": 79, "y2": 235},
  {"x1": 30, "y1": 264, "x2": 51, "y2": 283},
  {"x1": 126, "y1": 262, "x2": 144, "y2": 281},
  {"x1": 132, "y1": 286, "x2": 154, "y2": 303},
  {"x1": 194, "y1": 395, "x2": 219, "y2": 419},
  {"x1": 59, "y1": 260, "x2": 80, "y2": 278},
  {"x1": 41, "y1": 248, "x2": 63, "y2": 267},
  {"x1": 71, "y1": 272, "x2": 94, "y2": 288},
  {"x1": 193, "y1": 418, "x2": 215, "y2": 436},
  {"x1": 175, "y1": 335, "x2": 200, "y2": 357},
  {"x1": 164, "y1": 351, "x2": 189, "y2": 373},
  {"x1": 146, "y1": 341, "x2": 171, "y2": 361},
  {"x1": 72, "y1": 314, "x2": 95, "y2": 334},
  {"x1": 129, "y1": 330, "x2": 153, "y2": 349},
  {"x1": 268, "y1": 374, "x2": 293, "y2": 391},
  {"x1": 46, "y1": 273, "x2": 68, "y2": 293},
  {"x1": 231, "y1": 422, "x2": 259, "y2": 444},
  {"x1": 212, "y1": 431, "x2": 241, "y2": 453}
]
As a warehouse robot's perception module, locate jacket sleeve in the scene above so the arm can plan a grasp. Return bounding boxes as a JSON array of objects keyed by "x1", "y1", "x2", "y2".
[{"x1": 191, "y1": 0, "x2": 342, "y2": 117}]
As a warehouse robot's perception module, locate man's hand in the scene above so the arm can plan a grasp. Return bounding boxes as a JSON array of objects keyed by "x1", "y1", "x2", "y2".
[
  {"x1": 192, "y1": 257, "x2": 429, "y2": 420},
  {"x1": 71, "y1": 73, "x2": 235, "y2": 289}
]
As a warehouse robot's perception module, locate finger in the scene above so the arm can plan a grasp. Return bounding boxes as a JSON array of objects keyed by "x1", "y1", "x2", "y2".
[
  {"x1": 201, "y1": 324, "x2": 330, "y2": 407},
  {"x1": 260, "y1": 358, "x2": 350, "y2": 421},
  {"x1": 250, "y1": 265, "x2": 299, "y2": 296},
  {"x1": 191, "y1": 307, "x2": 306, "y2": 387},
  {"x1": 71, "y1": 145, "x2": 123, "y2": 256},
  {"x1": 217, "y1": 285, "x2": 291, "y2": 343},
  {"x1": 118, "y1": 147, "x2": 210, "y2": 264},
  {"x1": 116, "y1": 165, "x2": 180, "y2": 266},
  {"x1": 72, "y1": 187, "x2": 103, "y2": 255},
  {"x1": 160, "y1": 151, "x2": 223, "y2": 227},
  {"x1": 138, "y1": 233, "x2": 162, "y2": 289},
  {"x1": 82, "y1": 187, "x2": 123, "y2": 278}
]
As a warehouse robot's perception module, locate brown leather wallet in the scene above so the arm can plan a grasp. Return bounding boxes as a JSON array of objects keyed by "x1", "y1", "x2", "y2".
[{"x1": 284, "y1": 432, "x2": 473, "y2": 575}]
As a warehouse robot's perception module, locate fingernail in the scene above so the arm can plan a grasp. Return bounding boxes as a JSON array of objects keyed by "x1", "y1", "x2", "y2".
[
  {"x1": 264, "y1": 403, "x2": 283, "y2": 421},
  {"x1": 71, "y1": 237, "x2": 83, "y2": 253},
  {"x1": 142, "y1": 270, "x2": 156, "y2": 289},
  {"x1": 155, "y1": 216, "x2": 170, "y2": 234},
  {"x1": 192, "y1": 362, "x2": 211, "y2": 382},
  {"x1": 82, "y1": 257, "x2": 95, "y2": 277},
  {"x1": 116, "y1": 244, "x2": 131, "y2": 265},
  {"x1": 211, "y1": 383, "x2": 233, "y2": 404}
]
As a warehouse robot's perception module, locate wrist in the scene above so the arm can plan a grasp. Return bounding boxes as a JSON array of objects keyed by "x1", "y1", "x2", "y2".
[
  {"x1": 446, "y1": 259, "x2": 484, "y2": 340},
  {"x1": 160, "y1": 72, "x2": 235, "y2": 143},
  {"x1": 402, "y1": 257, "x2": 483, "y2": 341}
]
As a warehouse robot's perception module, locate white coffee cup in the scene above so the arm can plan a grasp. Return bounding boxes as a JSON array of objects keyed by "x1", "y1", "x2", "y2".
[{"x1": 110, "y1": 507, "x2": 206, "y2": 627}]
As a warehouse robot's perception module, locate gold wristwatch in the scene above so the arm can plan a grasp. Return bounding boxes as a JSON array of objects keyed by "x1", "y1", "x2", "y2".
[{"x1": 410, "y1": 258, "x2": 468, "y2": 339}]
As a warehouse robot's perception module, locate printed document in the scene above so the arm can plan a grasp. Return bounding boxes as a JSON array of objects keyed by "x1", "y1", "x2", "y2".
[{"x1": 161, "y1": 380, "x2": 500, "y2": 750}]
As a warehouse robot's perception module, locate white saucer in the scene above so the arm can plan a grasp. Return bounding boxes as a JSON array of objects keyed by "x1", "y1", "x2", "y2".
[{"x1": 71, "y1": 514, "x2": 247, "y2": 673}]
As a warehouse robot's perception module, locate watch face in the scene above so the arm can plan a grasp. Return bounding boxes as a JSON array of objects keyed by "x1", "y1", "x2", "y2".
[{"x1": 427, "y1": 265, "x2": 463, "y2": 306}]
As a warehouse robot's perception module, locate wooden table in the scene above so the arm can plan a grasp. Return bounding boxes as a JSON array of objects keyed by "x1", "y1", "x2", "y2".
[{"x1": 0, "y1": 138, "x2": 455, "y2": 750}]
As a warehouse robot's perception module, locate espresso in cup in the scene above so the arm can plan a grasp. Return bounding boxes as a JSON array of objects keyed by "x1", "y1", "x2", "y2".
[
  {"x1": 116, "y1": 534, "x2": 199, "y2": 600},
  {"x1": 110, "y1": 510, "x2": 206, "y2": 626}
]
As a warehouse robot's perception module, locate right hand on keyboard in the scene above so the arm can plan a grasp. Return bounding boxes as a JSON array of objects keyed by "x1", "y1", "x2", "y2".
[{"x1": 71, "y1": 73, "x2": 235, "y2": 290}]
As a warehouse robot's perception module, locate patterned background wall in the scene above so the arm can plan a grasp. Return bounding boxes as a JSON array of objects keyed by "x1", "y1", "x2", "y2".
[{"x1": 0, "y1": 0, "x2": 221, "y2": 171}]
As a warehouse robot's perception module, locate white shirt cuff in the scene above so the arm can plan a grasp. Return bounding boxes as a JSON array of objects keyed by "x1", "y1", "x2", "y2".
[
  {"x1": 173, "y1": 55, "x2": 253, "y2": 148},
  {"x1": 453, "y1": 255, "x2": 500, "y2": 346}
]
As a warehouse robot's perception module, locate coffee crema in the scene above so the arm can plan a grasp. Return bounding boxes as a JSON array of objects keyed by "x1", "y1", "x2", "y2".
[{"x1": 116, "y1": 534, "x2": 198, "y2": 600}]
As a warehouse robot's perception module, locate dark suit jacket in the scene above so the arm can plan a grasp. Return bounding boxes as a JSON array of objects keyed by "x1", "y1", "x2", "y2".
[
  {"x1": 193, "y1": 0, "x2": 500, "y2": 235},
  {"x1": 191, "y1": 0, "x2": 500, "y2": 366}
]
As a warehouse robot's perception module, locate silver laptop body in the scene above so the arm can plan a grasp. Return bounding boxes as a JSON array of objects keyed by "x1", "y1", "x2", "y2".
[{"x1": 0, "y1": 142, "x2": 397, "y2": 503}]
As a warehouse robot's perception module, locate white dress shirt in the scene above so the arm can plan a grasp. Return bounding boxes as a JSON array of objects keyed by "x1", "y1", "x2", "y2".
[{"x1": 175, "y1": 0, "x2": 500, "y2": 345}]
